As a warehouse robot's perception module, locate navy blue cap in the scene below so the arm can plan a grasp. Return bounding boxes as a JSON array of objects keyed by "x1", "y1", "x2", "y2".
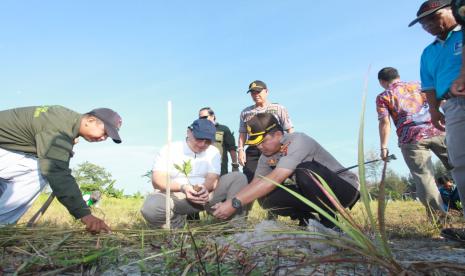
[{"x1": 189, "y1": 119, "x2": 216, "y2": 142}]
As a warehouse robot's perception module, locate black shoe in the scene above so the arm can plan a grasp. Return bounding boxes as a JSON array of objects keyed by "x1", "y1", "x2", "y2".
[
  {"x1": 297, "y1": 213, "x2": 319, "y2": 227},
  {"x1": 298, "y1": 217, "x2": 308, "y2": 226},
  {"x1": 441, "y1": 228, "x2": 465, "y2": 243},
  {"x1": 187, "y1": 212, "x2": 200, "y2": 221},
  {"x1": 319, "y1": 216, "x2": 336, "y2": 229}
]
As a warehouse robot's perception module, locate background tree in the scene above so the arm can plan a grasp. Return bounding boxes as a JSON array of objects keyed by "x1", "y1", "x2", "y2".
[
  {"x1": 403, "y1": 174, "x2": 417, "y2": 199},
  {"x1": 369, "y1": 169, "x2": 408, "y2": 200},
  {"x1": 432, "y1": 159, "x2": 450, "y2": 180},
  {"x1": 365, "y1": 148, "x2": 383, "y2": 187},
  {"x1": 72, "y1": 161, "x2": 124, "y2": 198}
]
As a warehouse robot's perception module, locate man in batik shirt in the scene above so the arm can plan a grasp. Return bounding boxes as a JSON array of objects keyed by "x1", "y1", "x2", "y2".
[{"x1": 376, "y1": 67, "x2": 452, "y2": 215}]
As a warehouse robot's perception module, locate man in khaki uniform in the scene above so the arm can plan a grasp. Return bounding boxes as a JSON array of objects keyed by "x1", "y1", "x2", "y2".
[{"x1": 213, "y1": 113, "x2": 359, "y2": 228}]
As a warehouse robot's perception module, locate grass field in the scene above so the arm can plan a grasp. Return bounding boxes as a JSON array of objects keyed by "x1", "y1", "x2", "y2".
[{"x1": 1, "y1": 194, "x2": 465, "y2": 275}]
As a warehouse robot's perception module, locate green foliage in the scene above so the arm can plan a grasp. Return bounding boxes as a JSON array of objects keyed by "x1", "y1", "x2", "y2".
[
  {"x1": 369, "y1": 169, "x2": 409, "y2": 200},
  {"x1": 433, "y1": 159, "x2": 450, "y2": 179},
  {"x1": 174, "y1": 159, "x2": 192, "y2": 185},
  {"x1": 174, "y1": 159, "x2": 192, "y2": 176},
  {"x1": 142, "y1": 170, "x2": 152, "y2": 182},
  {"x1": 131, "y1": 191, "x2": 144, "y2": 199},
  {"x1": 72, "y1": 161, "x2": 124, "y2": 198},
  {"x1": 105, "y1": 180, "x2": 125, "y2": 199}
]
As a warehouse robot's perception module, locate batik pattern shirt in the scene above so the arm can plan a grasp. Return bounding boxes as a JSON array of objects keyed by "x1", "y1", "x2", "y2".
[
  {"x1": 376, "y1": 81, "x2": 444, "y2": 145},
  {"x1": 239, "y1": 103, "x2": 293, "y2": 133}
]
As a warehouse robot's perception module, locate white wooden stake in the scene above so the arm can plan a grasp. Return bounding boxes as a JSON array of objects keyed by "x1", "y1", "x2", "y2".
[{"x1": 166, "y1": 101, "x2": 172, "y2": 229}]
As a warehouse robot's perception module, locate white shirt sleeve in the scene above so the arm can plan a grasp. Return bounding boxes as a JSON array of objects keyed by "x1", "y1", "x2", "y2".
[{"x1": 153, "y1": 145, "x2": 168, "y2": 172}]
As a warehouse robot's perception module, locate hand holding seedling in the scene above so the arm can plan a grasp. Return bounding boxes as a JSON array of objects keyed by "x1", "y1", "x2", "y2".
[
  {"x1": 174, "y1": 160, "x2": 209, "y2": 204},
  {"x1": 184, "y1": 184, "x2": 209, "y2": 205}
]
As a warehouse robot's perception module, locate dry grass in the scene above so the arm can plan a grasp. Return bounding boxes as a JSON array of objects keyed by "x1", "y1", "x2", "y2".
[
  {"x1": 18, "y1": 195, "x2": 463, "y2": 237},
  {"x1": 2, "y1": 194, "x2": 463, "y2": 275}
]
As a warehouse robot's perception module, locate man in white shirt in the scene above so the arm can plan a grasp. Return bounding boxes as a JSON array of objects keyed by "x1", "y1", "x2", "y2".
[{"x1": 141, "y1": 118, "x2": 248, "y2": 228}]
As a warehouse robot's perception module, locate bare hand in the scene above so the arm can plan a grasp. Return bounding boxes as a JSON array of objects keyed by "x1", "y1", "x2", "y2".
[
  {"x1": 238, "y1": 150, "x2": 246, "y2": 166},
  {"x1": 81, "y1": 214, "x2": 111, "y2": 234},
  {"x1": 211, "y1": 200, "x2": 236, "y2": 220},
  {"x1": 429, "y1": 109, "x2": 446, "y2": 131},
  {"x1": 451, "y1": 73, "x2": 465, "y2": 97},
  {"x1": 185, "y1": 185, "x2": 209, "y2": 205}
]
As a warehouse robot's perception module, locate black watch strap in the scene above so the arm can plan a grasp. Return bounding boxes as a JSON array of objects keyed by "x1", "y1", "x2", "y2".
[{"x1": 231, "y1": 197, "x2": 242, "y2": 210}]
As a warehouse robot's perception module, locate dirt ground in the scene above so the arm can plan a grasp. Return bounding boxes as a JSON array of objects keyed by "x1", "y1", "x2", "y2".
[
  {"x1": 97, "y1": 221, "x2": 465, "y2": 276},
  {"x1": 391, "y1": 238, "x2": 465, "y2": 275}
]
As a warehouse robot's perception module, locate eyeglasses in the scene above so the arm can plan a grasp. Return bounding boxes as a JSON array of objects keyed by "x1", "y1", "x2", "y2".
[{"x1": 199, "y1": 116, "x2": 209, "y2": 119}]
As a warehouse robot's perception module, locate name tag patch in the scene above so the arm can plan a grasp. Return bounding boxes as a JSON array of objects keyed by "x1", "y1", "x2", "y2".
[{"x1": 454, "y1": 42, "x2": 462, "y2": 55}]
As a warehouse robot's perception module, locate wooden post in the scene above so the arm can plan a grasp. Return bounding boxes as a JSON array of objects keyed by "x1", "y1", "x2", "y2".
[
  {"x1": 27, "y1": 193, "x2": 55, "y2": 227},
  {"x1": 166, "y1": 101, "x2": 172, "y2": 229}
]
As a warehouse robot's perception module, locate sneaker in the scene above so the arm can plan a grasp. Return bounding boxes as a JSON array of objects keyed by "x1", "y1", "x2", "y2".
[{"x1": 440, "y1": 228, "x2": 465, "y2": 243}]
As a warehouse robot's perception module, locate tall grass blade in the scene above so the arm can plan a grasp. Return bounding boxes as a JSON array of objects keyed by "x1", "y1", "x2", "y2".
[
  {"x1": 377, "y1": 156, "x2": 391, "y2": 257},
  {"x1": 357, "y1": 64, "x2": 393, "y2": 258},
  {"x1": 259, "y1": 175, "x2": 375, "y2": 252}
]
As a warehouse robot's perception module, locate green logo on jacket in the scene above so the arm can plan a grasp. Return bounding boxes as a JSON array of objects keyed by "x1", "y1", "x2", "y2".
[{"x1": 34, "y1": 106, "x2": 50, "y2": 118}]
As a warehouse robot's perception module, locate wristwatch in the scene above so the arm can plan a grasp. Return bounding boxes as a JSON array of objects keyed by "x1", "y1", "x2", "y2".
[
  {"x1": 232, "y1": 163, "x2": 239, "y2": 169},
  {"x1": 231, "y1": 197, "x2": 242, "y2": 210}
]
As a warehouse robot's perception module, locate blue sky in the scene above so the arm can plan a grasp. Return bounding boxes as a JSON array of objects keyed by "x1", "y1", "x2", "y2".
[{"x1": 1, "y1": 1, "x2": 438, "y2": 194}]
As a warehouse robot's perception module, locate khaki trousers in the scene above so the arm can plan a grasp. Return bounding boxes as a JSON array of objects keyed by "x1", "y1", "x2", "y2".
[{"x1": 141, "y1": 171, "x2": 248, "y2": 228}]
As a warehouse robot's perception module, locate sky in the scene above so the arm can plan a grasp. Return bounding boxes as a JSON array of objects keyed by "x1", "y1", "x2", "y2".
[{"x1": 0, "y1": 1, "x2": 439, "y2": 195}]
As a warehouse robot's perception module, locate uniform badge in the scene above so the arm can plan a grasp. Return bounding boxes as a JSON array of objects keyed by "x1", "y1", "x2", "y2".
[
  {"x1": 267, "y1": 158, "x2": 278, "y2": 167},
  {"x1": 280, "y1": 142, "x2": 291, "y2": 156}
]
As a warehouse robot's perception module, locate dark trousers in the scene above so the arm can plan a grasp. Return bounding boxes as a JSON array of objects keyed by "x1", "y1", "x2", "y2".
[
  {"x1": 259, "y1": 161, "x2": 359, "y2": 225},
  {"x1": 243, "y1": 146, "x2": 261, "y2": 183}
]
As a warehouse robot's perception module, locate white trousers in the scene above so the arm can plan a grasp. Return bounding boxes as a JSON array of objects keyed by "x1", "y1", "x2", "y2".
[{"x1": 0, "y1": 147, "x2": 47, "y2": 224}]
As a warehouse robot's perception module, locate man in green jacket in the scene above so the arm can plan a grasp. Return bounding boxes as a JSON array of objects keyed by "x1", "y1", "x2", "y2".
[
  {"x1": 0, "y1": 105, "x2": 122, "y2": 233},
  {"x1": 198, "y1": 107, "x2": 238, "y2": 175}
]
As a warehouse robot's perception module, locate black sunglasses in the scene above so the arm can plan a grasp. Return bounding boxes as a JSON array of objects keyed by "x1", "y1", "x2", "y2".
[{"x1": 199, "y1": 115, "x2": 209, "y2": 119}]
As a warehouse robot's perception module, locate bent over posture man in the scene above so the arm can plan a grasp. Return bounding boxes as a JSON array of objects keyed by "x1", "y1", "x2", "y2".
[
  {"x1": 0, "y1": 105, "x2": 123, "y2": 233},
  {"x1": 376, "y1": 67, "x2": 451, "y2": 215},
  {"x1": 140, "y1": 118, "x2": 247, "y2": 228},
  {"x1": 213, "y1": 113, "x2": 360, "y2": 228}
]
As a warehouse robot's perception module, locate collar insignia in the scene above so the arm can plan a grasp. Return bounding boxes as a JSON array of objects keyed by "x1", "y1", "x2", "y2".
[{"x1": 280, "y1": 142, "x2": 291, "y2": 156}]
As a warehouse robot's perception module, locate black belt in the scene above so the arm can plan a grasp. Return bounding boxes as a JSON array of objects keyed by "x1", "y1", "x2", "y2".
[{"x1": 441, "y1": 90, "x2": 455, "y2": 100}]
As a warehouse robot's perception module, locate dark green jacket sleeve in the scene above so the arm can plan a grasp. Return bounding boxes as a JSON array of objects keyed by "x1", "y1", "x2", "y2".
[
  {"x1": 36, "y1": 132, "x2": 91, "y2": 219},
  {"x1": 222, "y1": 126, "x2": 237, "y2": 151}
]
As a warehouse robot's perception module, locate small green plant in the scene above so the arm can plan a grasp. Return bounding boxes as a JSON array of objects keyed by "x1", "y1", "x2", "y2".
[
  {"x1": 174, "y1": 160, "x2": 192, "y2": 180},
  {"x1": 174, "y1": 160, "x2": 201, "y2": 192}
]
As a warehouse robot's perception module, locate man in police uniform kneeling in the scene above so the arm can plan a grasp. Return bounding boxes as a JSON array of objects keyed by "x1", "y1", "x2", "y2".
[{"x1": 212, "y1": 113, "x2": 360, "y2": 228}]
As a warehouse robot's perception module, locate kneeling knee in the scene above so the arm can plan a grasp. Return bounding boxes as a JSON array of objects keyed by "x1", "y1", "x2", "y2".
[{"x1": 140, "y1": 198, "x2": 165, "y2": 225}]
